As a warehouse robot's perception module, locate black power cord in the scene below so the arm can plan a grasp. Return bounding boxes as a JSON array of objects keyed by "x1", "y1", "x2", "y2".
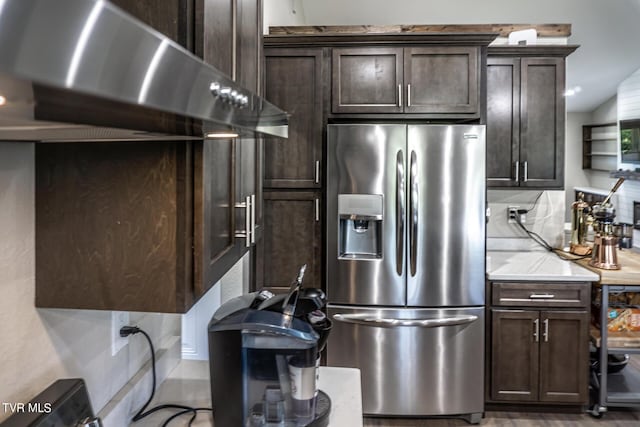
[
  {"x1": 512, "y1": 209, "x2": 592, "y2": 261},
  {"x1": 120, "y1": 326, "x2": 213, "y2": 426}
]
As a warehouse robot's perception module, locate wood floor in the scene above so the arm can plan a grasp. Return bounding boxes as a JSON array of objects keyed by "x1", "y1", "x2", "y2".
[{"x1": 363, "y1": 409, "x2": 640, "y2": 426}]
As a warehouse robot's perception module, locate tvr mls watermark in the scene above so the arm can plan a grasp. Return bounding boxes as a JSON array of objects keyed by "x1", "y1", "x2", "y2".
[{"x1": 2, "y1": 402, "x2": 52, "y2": 414}]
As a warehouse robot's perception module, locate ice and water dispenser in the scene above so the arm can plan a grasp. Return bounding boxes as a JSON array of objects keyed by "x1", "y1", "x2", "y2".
[{"x1": 338, "y1": 194, "x2": 383, "y2": 259}]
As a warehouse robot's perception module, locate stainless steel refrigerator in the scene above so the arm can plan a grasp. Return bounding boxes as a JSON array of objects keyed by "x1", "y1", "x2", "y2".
[{"x1": 326, "y1": 124, "x2": 486, "y2": 423}]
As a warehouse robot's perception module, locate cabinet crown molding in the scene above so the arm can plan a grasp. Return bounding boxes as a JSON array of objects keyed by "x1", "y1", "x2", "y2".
[
  {"x1": 268, "y1": 24, "x2": 571, "y2": 38},
  {"x1": 264, "y1": 32, "x2": 499, "y2": 47}
]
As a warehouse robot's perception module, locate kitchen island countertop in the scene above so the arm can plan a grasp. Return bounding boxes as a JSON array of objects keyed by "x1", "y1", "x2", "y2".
[
  {"x1": 487, "y1": 250, "x2": 600, "y2": 282},
  {"x1": 129, "y1": 360, "x2": 363, "y2": 427}
]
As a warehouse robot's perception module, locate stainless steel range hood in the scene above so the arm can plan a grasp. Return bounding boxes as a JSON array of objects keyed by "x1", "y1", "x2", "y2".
[{"x1": 0, "y1": 0, "x2": 288, "y2": 142}]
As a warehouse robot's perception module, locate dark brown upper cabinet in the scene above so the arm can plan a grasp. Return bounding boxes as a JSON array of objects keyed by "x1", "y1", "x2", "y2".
[
  {"x1": 35, "y1": 139, "x2": 256, "y2": 313},
  {"x1": 193, "y1": 140, "x2": 240, "y2": 302},
  {"x1": 109, "y1": 0, "x2": 196, "y2": 51},
  {"x1": 486, "y1": 46, "x2": 577, "y2": 189},
  {"x1": 332, "y1": 46, "x2": 480, "y2": 116},
  {"x1": 332, "y1": 47, "x2": 403, "y2": 114},
  {"x1": 196, "y1": 0, "x2": 234, "y2": 74},
  {"x1": 33, "y1": 0, "x2": 266, "y2": 313},
  {"x1": 114, "y1": 0, "x2": 261, "y2": 86},
  {"x1": 196, "y1": 0, "x2": 262, "y2": 86},
  {"x1": 264, "y1": 48, "x2": 324, "y2": 189}
]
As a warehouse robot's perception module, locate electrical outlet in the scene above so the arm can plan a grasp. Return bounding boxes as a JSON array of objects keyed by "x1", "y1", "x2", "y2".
[
  {"x1": 507, "y1": 206, "x2": 519, "y2": 224},
  {"x1": 111, "y1": 311, "x2": 130, "y2": 356}
]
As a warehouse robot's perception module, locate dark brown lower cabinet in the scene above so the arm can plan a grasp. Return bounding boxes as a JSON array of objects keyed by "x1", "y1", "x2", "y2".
[
  {"x1": 491, "y1": 310, "x2": 540, "y2": 402},
  {"x1": 257, "y1": 191, "x2": 322, "y2": 294},
  {"x1": 539, "y1": 311, "x2": 590, "y2": 403},
  {"x1": 488, "y1": 281, "x2": 590, "y2": 406},
  {"x1": 491, "y1": 309, "x2": 589, "y2": 404}
]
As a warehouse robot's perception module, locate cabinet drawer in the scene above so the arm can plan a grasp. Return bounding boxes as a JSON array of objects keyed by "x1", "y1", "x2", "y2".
[{"x1": 491, "y1": 282, "x2": 589, "y2": 308}]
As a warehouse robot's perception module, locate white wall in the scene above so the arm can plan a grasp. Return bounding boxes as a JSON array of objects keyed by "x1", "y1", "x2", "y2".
[
  {"x1": 263, "y1": 0, "x2": 306, "y2": 34},
  {"x1": 182, "y1": 253, "x2": 249, "y2": 360},
  {"x1": 0, "y1": 143, "x2": 181, "y2": 422},
  {"x1": 565, "y1": 112, "x2": 593, "y2": 221},
  {"x1": 616, "y1": 67, "x2": 640, "y2": 246}
]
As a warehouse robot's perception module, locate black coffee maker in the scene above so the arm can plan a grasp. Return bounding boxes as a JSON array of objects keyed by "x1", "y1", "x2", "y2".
[{"x1": 208, "y1": 265, "x2": 332, "y2": 427}]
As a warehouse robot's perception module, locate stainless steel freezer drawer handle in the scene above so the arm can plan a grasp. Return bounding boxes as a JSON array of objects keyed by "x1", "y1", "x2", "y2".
[{"x1": 332, "y1": 313, "x2": 478, "y2": 328}]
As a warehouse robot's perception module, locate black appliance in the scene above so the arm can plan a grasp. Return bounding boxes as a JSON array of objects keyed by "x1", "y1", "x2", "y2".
[
  {"x1": 208, "y1": 267, "x2": 332, "y2": 427},
  {"x1": 0, "y1": 379, "x2": 100, "y2": 427}
]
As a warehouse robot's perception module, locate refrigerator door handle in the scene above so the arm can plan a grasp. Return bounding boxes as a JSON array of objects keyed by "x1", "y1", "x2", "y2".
[
  {"x1": 409, "y1": 150, "x2": 418, "y2": 276},
  {"x1": 396, "y1": 150, "x2": 405, "y2": 276},
  {"x1": 332, "y1": 313, "x2": 478, "y2": 328}
]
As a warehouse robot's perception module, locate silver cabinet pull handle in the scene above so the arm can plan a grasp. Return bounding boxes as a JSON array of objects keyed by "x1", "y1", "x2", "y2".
[
  {"x1": 315, "y1": 160, "x2": 320, "y2": 184},
  {"x1": 398, "y1": 84, "x2": 402, "y2": 107},
  {"x1": 407, "y1": 84, "x2": 412, "y2": 107},
  {"x1": 533, "y1": 318, "x2": 539, "y2": 342},
  {"x1": 409, "y1": 150, "x2": 418, "y2": 277},
  {"x1": 529, "y1": 294, "x2": 555, "y2": 299},
  {"x1": 250, "y1": 193, "x2": 256, "y2": 244},
  {"x1": 332, "y1": 313, "x2": 478, "y2": 328},
  {"x1": 514, "y1": 160, "x2": 520, "y2": 182},
  {"x1": 543, "y1": 318, "x2": 549, "y2": 342},
  {"x1": 315, "y1": 198, "x2": 319, "y2": 222},
  {"x1": 523, "y1": 160, "x2": 528, "y2": 182},
  {"x1": 396, "y1": 150, "x2": 405, "y2": 276},
  {"x1": 234, "y1": 196, "x2": 251, "y2": 247}
]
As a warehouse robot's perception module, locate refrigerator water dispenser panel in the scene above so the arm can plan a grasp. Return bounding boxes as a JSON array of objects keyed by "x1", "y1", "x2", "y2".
[{"x1": 338, "y1": 194, "x2": 383, "y2": 259}]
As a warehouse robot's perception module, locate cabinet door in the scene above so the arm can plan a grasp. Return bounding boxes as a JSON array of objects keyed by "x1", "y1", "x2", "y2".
[
  {"x1": 264, "y1": 49, "x2": 324, "y2": 188},
  {"x1": 490, "y1": 309, "x2": 539, "y2": 402},
  {"x1": 404, "y1": 47, "x2": 479, "y2": 114},
  {"x1": 235, "y1": 136, "x2": 258, "y2": 256},
  {"x1": 193, "y1": 140, "x2": 239, "y2": 300},
  {"x1": 259, "y1": 191, "x2": 322, "y2": 293},
  {"x1": 486, "y1": 57, "x2": 520, "y2": 187},
  {"x1": 110, "y1": 0, "x2": 195, "y2": 51},
  {"x1": 195, "y1": 0, "x2": 234, "y2": 75},
  {"x1": 539, "y1": 311, "x2": 589, "y2": 403},
  {"x1": 332, "y1": 47, "x2": 403, "y2": 114},
  {"x1": 35, "y1": 142, "x2": 193, "y2": 313},
  {"x1": 519, "y1": 58, "x2": 565, "y2": 188},
  {"x1": 236, "y1": 0, "x2": 261, "y2": 91}
]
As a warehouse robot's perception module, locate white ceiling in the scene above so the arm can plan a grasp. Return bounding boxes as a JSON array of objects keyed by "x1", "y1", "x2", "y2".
[{"x1": 274, "y1": 0, "x2": 640, "y2": 113}]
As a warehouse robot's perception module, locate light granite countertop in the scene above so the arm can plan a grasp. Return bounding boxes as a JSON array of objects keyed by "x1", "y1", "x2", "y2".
[
  {"x1": 129, "y1": 360, "x2": 363, "y2": 427},
  {"x1": 487, "y1": 250, "x2": 600, "y2": 282}
]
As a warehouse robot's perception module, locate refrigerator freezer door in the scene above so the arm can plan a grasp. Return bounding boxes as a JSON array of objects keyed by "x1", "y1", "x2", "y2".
[
  {"x1": 327, "y1": 305, "x2": 484, "y2": 416},
  {"x1": 406, "y1": 125, "x2": 486, "y2": 307},
  {"x1": 327, "y1": 124, "x2": 407, "y2": 306}
]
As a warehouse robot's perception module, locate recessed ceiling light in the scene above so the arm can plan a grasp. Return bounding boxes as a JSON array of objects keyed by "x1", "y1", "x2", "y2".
[
  {"x1": 0, "y1": 95, "x2": 6, "y2": 106},
  {"x1": 564, "y1": 86, "x2": 582, "y2": 97}
]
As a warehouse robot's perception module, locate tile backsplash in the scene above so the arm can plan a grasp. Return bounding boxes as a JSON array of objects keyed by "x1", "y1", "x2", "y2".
[{"x1": 487, "y1": 190, "x2": 566, "y2": 251}]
